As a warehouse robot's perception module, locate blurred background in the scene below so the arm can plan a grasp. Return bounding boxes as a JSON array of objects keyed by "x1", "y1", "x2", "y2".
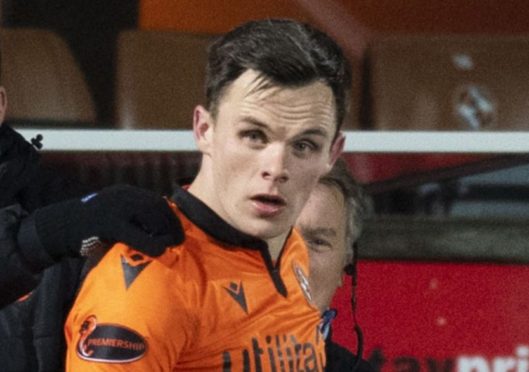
[{"x1": 3, "y1": 0, "x2": 529, "y2": 369}]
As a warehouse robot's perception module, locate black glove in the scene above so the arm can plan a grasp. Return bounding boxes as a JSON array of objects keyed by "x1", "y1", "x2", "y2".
[
  {"x1": 19, "y1": 184, "x2": 184, "y2": 261},
  {"x1": 0, "y1": 124, "x2": 40, "y2": 208}
]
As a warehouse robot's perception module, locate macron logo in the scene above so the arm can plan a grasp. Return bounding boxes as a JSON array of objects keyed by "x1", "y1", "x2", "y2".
[{"x1": 224, "y1": 281, "x2": 248, "y2": 314}]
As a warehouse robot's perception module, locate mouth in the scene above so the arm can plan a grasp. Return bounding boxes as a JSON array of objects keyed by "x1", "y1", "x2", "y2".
[{"x1": 250, "y1": 194, "x2": 287, "y2": 217}]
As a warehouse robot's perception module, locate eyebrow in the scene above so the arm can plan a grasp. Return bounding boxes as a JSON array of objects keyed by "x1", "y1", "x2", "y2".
[
  {"x1": 299, "y1": 227, "x2": 337, "y2": 237},
  {"x1": 240, "y1": 115, "x2": 330, "y2": 138},
  {"x1": 300, "y1": 128, "x2": 329, "y2": 139},
  {"x1": 241, "y1": 116, "x2": 268, "y2": 129}
]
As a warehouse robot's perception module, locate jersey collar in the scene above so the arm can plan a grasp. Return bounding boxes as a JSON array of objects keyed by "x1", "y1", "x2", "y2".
[
  {"x1": 171, "y1": 187, "x2": 290, "y2": 297},
  {"x1": 171, "y1": 187, "x2": 269, "y2": 251}
]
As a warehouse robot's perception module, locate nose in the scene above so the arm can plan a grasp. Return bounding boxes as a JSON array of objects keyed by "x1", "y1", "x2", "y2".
[{"x1": 261, "y1": 143, "x2": 289, "y2": 183}]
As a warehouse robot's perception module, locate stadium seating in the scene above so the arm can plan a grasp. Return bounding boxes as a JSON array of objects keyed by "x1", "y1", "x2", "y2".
[
  {"x1": 0, "y1": 28, "x2": 96, "y2": 126},
  {"x1": 115, "y1": 30, "x2": 213, "y2": 129},
  {"x1": 366, "y1": 35, "x2": 529, "y2": 130}
]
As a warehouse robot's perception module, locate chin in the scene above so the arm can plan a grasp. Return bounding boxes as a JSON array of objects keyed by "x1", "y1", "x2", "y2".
[{"x1": 241, "y1": 220, "x2": 289, "y2": 240}]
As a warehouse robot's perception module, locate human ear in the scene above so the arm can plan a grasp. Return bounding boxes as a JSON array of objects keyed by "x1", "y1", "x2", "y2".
[
  {"x1": 326, "y1": 131, "x2": 345, "y2": 171},
  {"x1": 192, "y1": 105, "x2": 214, "y2": 154}
]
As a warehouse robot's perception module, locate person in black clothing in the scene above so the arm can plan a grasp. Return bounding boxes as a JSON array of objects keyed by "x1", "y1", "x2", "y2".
[
  {"x1": 297, "y1": 158, "x2": 374, "y2": 372},
  {"x1": 0, "y1": 122, "x2": 182, "y2": 370}
]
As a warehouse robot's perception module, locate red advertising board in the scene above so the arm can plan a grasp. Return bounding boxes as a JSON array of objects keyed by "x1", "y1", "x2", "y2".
[
  {"x1": 332, "y1": 261, "x2": 529, "y2": 372},
  {"x1": 344, "y1": 154, "x2": 487, "y2": 184}
]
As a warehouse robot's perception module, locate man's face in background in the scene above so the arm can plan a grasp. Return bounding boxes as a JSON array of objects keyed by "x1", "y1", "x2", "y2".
[{"x1": 296, "y1": 182, "x2": 350, "y2": 312}]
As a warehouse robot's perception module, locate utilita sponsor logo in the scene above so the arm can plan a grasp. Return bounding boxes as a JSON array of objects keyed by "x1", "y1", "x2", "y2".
[
  {"x1": 222, "y1": 334, "x2": 325, "y2": 372},
  {"x1": 368, "y1": 346, "x2": 529, "y2": 372}
]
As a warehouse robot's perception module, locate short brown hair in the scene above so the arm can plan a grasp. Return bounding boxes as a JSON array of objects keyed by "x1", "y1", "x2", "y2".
[{"x1": 205, "y1": 19, "x2": 352, "y2": 132}]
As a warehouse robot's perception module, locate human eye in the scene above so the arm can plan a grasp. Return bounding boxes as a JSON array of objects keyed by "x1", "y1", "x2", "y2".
[
  {"x1": 239, "y1": 129, "x2": 267, "y2": 145},
  {"x1": 305, "y1": 236, "x2": 332, "y2": 252},
  {"x1": 292, "y1": 139, "x2": 320, "y2": 156}
]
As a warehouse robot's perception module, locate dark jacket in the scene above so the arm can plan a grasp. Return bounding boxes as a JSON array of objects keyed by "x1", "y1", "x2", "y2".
[
  {"x1": 326, "y1": 337, "x2": 375, "y2": 372},
  {"x1": 0, "y1": 250, "x2": 85, "y2": 371},
  {"x1": 0, "y1": 124, "x2": 88, "y2": 371}
]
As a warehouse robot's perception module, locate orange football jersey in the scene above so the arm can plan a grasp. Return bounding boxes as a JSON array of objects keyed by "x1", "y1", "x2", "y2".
[{"x1": 65, "y1": 188, "x2": 326, "y2": 371}]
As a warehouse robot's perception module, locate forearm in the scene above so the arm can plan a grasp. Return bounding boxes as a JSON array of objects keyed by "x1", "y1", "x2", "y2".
[{"x1": 0, "y1": 183, "x2": 183, "y2": 308}]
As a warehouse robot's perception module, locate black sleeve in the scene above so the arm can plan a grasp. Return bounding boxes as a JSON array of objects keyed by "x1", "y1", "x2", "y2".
[
  {"x1": 0, "y1": 205, "x2": 57, "y2": 308},
  {"x1": 0, "y1": 124, "x2": 89, "y2": 308},
  {"x1": 325, "y1": 339, "x2": 376, "y2": 372}
]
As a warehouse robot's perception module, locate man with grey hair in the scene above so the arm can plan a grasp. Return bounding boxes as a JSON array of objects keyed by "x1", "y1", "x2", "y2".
[{"x1": 296, "y1": 158, "x2": 373, "y2": 371}]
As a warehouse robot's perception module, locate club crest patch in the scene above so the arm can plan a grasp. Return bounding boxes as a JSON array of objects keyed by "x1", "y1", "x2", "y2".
[
  {"x1": 292, "y1": 262, "x2": 314, "y2": 304},
  {"x1": 77, "y1": 315, "x2": 147, "y2": 363}
]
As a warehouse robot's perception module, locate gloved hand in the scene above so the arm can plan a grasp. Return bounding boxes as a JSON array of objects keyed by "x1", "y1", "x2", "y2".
[
  {"x1": 19, "y1": 184, "x2": 184, "y2": 260},
  {"x1": 0, "y1": 124, "x2": 40, "y2": 208}
]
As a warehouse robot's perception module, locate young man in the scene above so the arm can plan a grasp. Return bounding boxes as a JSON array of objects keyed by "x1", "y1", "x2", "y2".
[
  {"x1": 297, "y1": 158, "x2": 374, "y2": 371},
  {"x1": 1, "y1": 130, "x2": 369, "y2": 372},
  {"x1": 64, "y1": 19, "x2": 350, "y2": 370}
]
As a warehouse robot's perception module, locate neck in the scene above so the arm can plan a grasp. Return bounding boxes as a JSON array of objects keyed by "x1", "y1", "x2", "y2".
[
  {"x1": 266, "y1": 232, "x2": 289, "y2": 261},
  {"x1": 188, "y1": 167, "x2": 290, "y2": 262},
  {"x1": 187, "y1": 169, "x2": 208, "y2": 201}
]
